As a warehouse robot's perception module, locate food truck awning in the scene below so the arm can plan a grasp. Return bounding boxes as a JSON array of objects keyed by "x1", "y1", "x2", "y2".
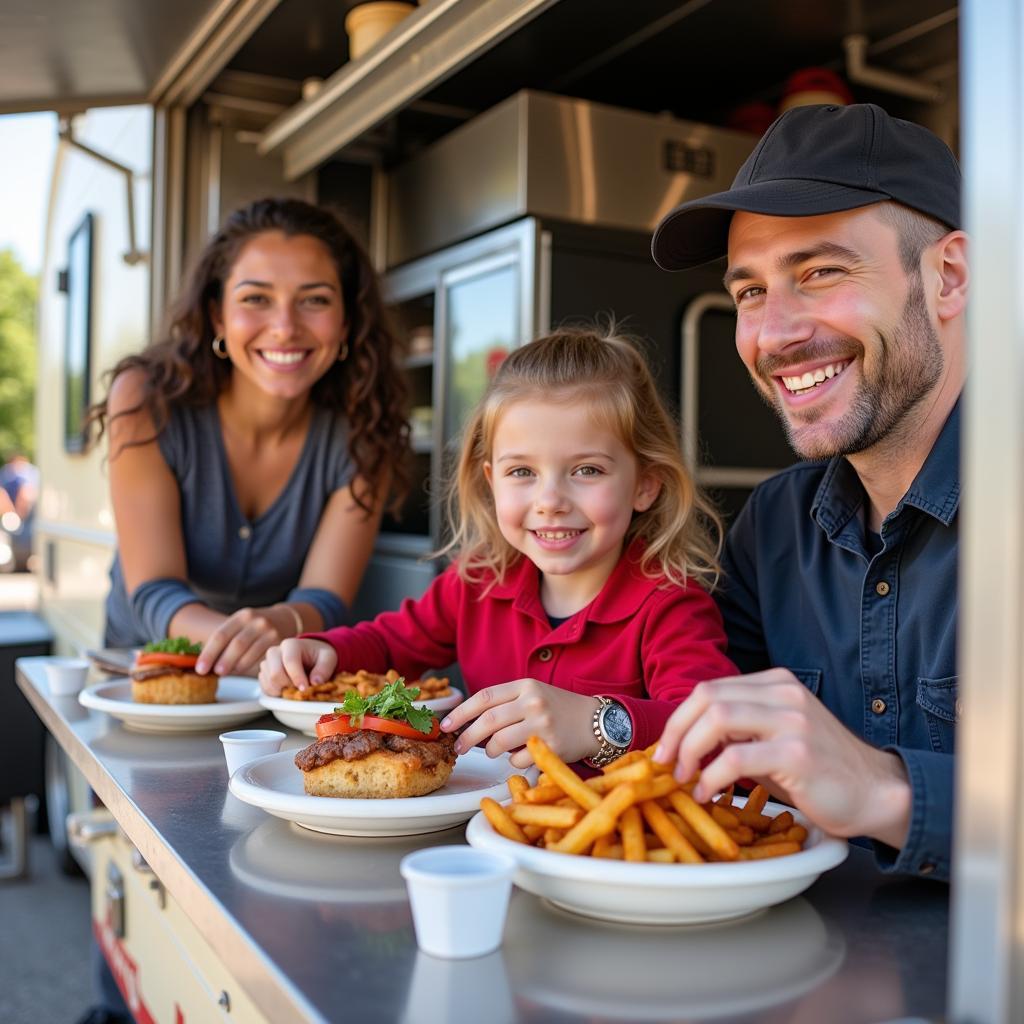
[{"x1": 0, "y1": 0, "x2": 282, "y2": 115}]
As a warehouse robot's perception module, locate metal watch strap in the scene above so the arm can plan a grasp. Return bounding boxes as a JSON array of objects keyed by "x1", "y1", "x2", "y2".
[{"x1": 587, "y1": 696, "x2": 626, "y2": 768}]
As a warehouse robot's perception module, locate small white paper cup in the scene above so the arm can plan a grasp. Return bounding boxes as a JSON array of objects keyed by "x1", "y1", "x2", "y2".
[
  {"x1": 400, "y1": 846, "x2": 516, "y2": 959},
  {"x1": 219, "y1": 730, "x2": 286, "y2": 776},
  {"x1": 43, "y1": 658, "x2": 90, "y2": 696}
]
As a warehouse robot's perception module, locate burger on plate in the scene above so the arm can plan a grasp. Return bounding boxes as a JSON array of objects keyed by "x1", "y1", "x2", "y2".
[
  {"x1": 131, "y1": 637, "x2": 217, "y2": 705},
  {"x1": 295, "y1": 679, "x2": 457, "y2": 799}
]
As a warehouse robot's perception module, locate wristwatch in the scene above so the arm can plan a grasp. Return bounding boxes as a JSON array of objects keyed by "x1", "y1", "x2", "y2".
[{"x1": 586, "y1": 697, "x2": 633, "y2": 767}]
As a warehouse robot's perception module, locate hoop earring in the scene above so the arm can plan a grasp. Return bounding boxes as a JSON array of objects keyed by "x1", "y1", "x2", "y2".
[
  {"x1": 337, "y1": 339, "x2": 349, "y2": 362},
  {"x1": 212, "y1": 335, "x2": 228, "y2": 359}
]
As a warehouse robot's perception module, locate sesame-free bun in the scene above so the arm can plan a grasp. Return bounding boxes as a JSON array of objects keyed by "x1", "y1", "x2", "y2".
[
  {"x1": 131, "y1": 672, "x2": 217, "y2": 705},
  {"x1": 301, "y1": 748, "x2": 454, "y2": 799}
]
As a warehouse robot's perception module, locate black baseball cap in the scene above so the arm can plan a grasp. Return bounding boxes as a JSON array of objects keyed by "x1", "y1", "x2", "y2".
[{"x1": 652, "y1": 103, "x2": 961, "y2": 271}]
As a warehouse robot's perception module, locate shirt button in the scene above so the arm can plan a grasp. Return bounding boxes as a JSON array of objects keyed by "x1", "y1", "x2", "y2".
[
  {"x1": 537, "y1": 647, "x2": 553, "y2": 662},
  {"x1": 871, "y1": 698, "x2": 887, "y2": 714},
  {"x1": 918, "y1": 861, "x2": 936, "y2": 876},
  {"x1": 875, "y1": 581, "x2": 890, "y2": 596},
  {"x1": 238, "y1": 526, "x2": 252, "y2": 540}
]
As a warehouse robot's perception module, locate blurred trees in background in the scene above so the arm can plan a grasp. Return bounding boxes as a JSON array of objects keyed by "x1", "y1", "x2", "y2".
[{"x1": 0, "y1": 249, "x2": 37, "y2": 459}]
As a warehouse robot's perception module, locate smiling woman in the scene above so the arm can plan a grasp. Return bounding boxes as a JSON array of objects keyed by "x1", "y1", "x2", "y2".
[{"x1": 84, "y1": 198, "x2": 411, "y2": 676}]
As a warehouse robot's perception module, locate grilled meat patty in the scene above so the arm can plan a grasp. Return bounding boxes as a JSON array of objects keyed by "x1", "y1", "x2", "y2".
[{"x1": 294, "y1": 729, "x2": 457, "y2": 772}]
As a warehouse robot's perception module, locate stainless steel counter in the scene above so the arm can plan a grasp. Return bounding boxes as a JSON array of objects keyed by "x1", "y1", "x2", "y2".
[{"x1": 18, "y1": 656, "x2": 948, "y2": 1024}]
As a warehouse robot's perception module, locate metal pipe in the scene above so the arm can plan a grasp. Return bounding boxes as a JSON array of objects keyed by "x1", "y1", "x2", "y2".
[
  {"x1": 58, "y1": 119, "x2": 148, "y2": 266},
  {"x1": 843, "y1": 34, "x2": 943, "y2": 103}
]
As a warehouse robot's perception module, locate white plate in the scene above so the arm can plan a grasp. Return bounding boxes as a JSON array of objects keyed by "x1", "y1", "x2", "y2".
[
  {"x1": 466, "y1": 798, "x2": 848, "y2": 926},
  {"x1": 229, "y1": 746, "x2": 528, "y2": 837},
  {"x1": 79, "y1": 677, "x2": 265, "y2": 733},
  {"x1": 258, "y1": 691, "x2": 463, "y2": 736}
]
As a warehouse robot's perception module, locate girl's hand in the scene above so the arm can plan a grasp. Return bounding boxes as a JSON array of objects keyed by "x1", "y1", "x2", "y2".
[
  {"x1": 195, "y1": 606, "x2": 298, "y2": 677},
  {"x1": 258, "y1": 638, "x2": 338, "y2": 696},
  {"x1": 440, "y1": 680, "x2": 601, "y2": 769}
]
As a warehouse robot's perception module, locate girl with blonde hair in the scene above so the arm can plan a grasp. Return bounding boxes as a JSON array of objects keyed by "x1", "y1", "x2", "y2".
[{"x1": 261, "y1": 326, "x2": 736, "y2": 769}]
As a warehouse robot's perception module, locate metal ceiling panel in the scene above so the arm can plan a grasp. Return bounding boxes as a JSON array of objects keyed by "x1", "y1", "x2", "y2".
[
  {"x1": 258, "y1": 0, "x2": 561, "y2": 180},
  {"x1": 0, "y1": 0, "x2": 280, "y2": 115}
]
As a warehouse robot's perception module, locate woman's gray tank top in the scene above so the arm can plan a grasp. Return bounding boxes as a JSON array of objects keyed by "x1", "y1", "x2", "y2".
[{"x1": 104, "y1": 402, "x2": 354, "y2": 646}]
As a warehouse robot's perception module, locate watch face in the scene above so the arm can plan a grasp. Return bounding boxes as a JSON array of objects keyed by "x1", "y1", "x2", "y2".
[{"x1": 601, "y1": 702, "x2": 633, "y2": 748}]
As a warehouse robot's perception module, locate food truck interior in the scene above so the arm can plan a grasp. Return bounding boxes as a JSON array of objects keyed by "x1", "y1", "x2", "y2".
[
  {"x1": 20, "y1": 0, "x2": 961, "y2": 632},
  {"x1": 15, "y1": 1, "x2": 1021, "y2": 1022}
]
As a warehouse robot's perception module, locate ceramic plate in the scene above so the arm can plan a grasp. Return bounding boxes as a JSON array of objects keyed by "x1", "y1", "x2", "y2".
[
  {"x1": 258, "y1": 691, "x2": 463, "y2": 736},
  {"x1": 466, "y1": 798, "x2": 848, "y2": 926},
  {"x1": 78, "y1": 677, "x2": 265, "y2": 733},
  {"x1": 229, "y1": 746, "x2": 529, "y2": 837}
]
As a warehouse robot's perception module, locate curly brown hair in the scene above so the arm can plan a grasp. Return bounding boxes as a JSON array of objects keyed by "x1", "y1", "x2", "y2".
[{"x1": 85, "y1": 197, "x2": 410, "y2": 515}]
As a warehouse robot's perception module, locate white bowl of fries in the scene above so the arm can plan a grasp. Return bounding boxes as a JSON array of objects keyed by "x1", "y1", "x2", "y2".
[
  {"x1": 465, "y1": 738, "x2": 848, "y2": 926},
  {"x1": 259, "y1": 670, "x2": 462, "y2": 736}
]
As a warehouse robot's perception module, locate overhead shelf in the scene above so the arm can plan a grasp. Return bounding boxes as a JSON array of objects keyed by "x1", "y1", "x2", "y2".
[{"x1": 257, "y1": 0, "x2": 559, "y2": 180}]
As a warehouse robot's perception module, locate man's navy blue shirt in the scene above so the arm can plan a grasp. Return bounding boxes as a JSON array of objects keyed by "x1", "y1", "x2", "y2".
[{"x1": 717, "y1": 401, "x2": 959, "y2": 881}]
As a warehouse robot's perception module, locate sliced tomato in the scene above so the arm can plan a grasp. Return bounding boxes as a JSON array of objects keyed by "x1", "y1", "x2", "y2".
[
  {"x1": 136, "y1": 652, "x2": 199, "y2": 669},
  {"x1": 315, "y1": 713, "x2": 440, "y2": 741}
]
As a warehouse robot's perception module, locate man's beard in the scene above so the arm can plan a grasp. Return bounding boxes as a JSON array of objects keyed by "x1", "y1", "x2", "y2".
[{"x1": 753, "y1": 275, "x2": 943, "y2": 461}]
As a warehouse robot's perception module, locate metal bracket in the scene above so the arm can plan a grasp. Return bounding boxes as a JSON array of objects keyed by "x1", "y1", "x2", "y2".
[
  {"x1": 843, "y1": 34, "x2": 943, "y2": 103},
  {"x1": 57, "y1": 117, "x2": 148, "y2": 266}
]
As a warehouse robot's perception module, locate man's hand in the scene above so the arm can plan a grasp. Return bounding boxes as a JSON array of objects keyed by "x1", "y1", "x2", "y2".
[
  {"x1": 653, "y1": 668, "x2": 912, "y2": 848},
  {"x1": 440, "y1": 680, "x2": 601, "y2": 769}
]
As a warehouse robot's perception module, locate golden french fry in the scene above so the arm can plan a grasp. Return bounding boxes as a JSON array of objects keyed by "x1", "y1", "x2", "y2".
[
  {"x1": 522, "y1": 824, "x2": 545, "y2": 842},
  {"x1": 604, "y1": 750, "x2": 646, "y2": 772},
  {"x1": 508, "y1": 775, "x2": 530, "y2": 802},
  {"x1": 592, "y1": 833, "x2": 617, "y2": 858},
  {"x1": 667, "y1": 789, "x2": 740, "y2": 862},
  {"x1": 552, "y1": 783, "x2": 639, "y2": 855},
  {"x1": 665, "y1": 810, "x2": 715, "y2": 858},
  {"x1": 744, "y1": 812, "x2": 773, "y2": 833},
  {"x1": 620, "y1": 806, "x2": 647, "y2": 863},
  {"x1": 527, "y1": 736, "x2": 601, "y2": 811},
  {"x1": 632, "y1": 774, "x2": 679, "y2": 801},
  {"x1": 740, "y1": 785, "x2": 769, "y2": 825},
  {"x1": 509, "y1": 804, "x2": 583, "y2": 829},
  {"x1": 587, "y1": 759, "x2": 653, "y2": 792},
  {"x1": 715, "y1": 785, "x2": 736, "y2": 806},
  {"x1": 727, "y1": 824, "x2": 756, "y2": 846},
  {"x1": 522, "y1": 784, "x2": 564, "y2": 804},
  {"x1": 481, "y1": 797, "x2": 528, "y2": 844},
  {"x1": 768, "y1": 811, "x2": 795, "y2": 834},
  {"x1": 738, "y1": 841, "x2": 802, "y2": 860},
  {"x1": 647, "y1": 847, "x2": 675, "y2": 863},
  {"x1": 755, "y1": 825, "x2": 808, "y2": 847},
  {"x1": 543, "y1": 827, "x2": 567, "y2": 846},
  {"x1": 710, "y1": 804, "x2": 741, "y2": 830},
  {"x1": 640, "y1": 800, "x2": 704, "y2": 864}
]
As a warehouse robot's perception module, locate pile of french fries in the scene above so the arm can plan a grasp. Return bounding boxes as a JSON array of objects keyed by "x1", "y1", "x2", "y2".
[
  {"x1": 480, "y1": 737, "x2": 807, "y2": 863},
  {"x1": 281, "y1": 668, "x2": 452, "y2": 702}
]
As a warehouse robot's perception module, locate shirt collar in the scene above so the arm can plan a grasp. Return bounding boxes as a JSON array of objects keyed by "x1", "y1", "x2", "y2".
[
  {"x1": 486, "y1": 540, "x2": 664, "y2": 626},
  {"x1": 812, "y1": 396, "x2": 961, "y2": 539}
]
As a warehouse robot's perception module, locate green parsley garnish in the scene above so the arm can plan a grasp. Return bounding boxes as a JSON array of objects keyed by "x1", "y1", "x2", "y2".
[
  {"x1": 335, "y1": 678, "x2": 436, "y2": 735},
  {"x1": 143, "y1": 636, "x2": 203, "y2": 655}
]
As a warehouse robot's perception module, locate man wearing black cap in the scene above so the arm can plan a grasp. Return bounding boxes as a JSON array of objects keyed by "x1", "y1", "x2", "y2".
[{"x1": 652, "y1": 103, "x2": 966, "y2": 882}]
